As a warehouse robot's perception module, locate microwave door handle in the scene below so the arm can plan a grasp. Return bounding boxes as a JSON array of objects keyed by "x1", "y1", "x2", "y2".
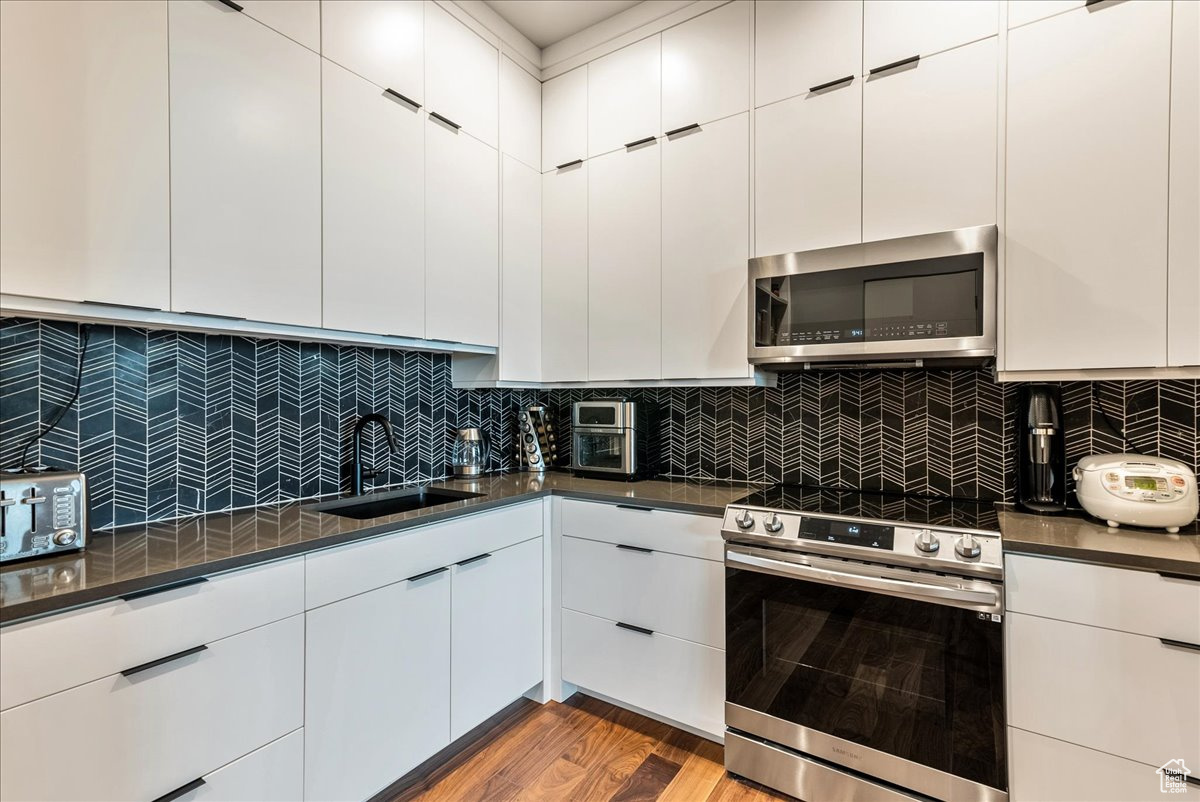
[{"x1": 725, "y1": 549, "x2": 1001, "y2": 612}]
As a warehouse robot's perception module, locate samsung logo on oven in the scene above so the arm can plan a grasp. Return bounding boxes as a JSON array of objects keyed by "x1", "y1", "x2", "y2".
[{"x1": 832, "y1": 746, "x2": 863, "y2": 761}]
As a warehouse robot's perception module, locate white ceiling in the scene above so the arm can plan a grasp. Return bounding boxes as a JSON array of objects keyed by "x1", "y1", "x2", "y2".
[{"x1": 483, "y1": 0, "x2": 644, "y2": 48}]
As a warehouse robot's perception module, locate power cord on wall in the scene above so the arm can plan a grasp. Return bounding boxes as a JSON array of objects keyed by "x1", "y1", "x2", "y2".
[
  {"x1": 1089, "y1": 382, "x2": 1151, "y2": 456},
  {"x1": 14, "y1": 324, "x2": 92, "y2": 471}
]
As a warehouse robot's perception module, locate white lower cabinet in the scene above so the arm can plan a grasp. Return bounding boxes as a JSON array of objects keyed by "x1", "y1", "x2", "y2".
[
  {"x1": 190, "y1": 729, "x2": 304, "y2": 802},
  {"x1": 0, "y1": 614, "x2": 304, "y2": 802},
  {"x1": 304, "y1": 569, "x2": 452, "y2": 802}
]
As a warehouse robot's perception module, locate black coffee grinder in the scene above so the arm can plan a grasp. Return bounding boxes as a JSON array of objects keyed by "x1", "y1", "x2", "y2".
[{"x1": 1016, "y1": 384, "x2": 1067, "y2": 513}]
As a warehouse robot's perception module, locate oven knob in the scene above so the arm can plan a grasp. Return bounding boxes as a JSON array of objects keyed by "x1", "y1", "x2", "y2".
[
  {"x1": 763, "y1": 513, "x2": 784, "y2": 534},
  {"x1": 53, "y1": 529, "x2": 77, "y2": 546},
  {"x1": 955, "y1": 535, "x2": 982, "y2": 559},
  {"x1": 914, "y1": 529, "x2": 940, "y2": 553},
  {"x1": 735, "y1": 509, "x2": 755, "y2": 530}
]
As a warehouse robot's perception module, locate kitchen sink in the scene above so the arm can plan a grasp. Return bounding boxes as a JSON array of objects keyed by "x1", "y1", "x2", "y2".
[{"x1": 310, "y1": 487, "x2": 485, "y2": 520}]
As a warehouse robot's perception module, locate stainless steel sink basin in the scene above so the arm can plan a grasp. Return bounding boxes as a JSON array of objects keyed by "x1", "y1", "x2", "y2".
[{"x1": 310, "y1": 487, "x2": 485, "y2": 520}]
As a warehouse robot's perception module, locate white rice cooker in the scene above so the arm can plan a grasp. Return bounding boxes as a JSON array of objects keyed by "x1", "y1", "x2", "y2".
[{"x1": 1074, "y1": 454, "x2": 1198, "y2": 533}]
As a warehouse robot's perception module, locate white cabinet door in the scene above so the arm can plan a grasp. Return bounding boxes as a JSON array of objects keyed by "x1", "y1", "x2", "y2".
[
  {"x1": 194, "y1": 729, "x2": 303, "y2": 802},
  {"x1": 588, "y1": 144, "x2": 661, "y2": 381},
  {"x1": 424, "y1": 2, "x2": 498, "y2": 147},
  {"x1": 661, "y1": 1, "x2": 750, "y2": 132},
  {"x1": 541, "y1": 66, "x2": 588, "y2": 171},
  {"x1": 322, "y1": 61, "x2": 424, "y2": 338},
  {"x1": 755, "y1": 0, "x2": 863, "y2": 108},
  {"x1": 863, "y1": 0, "x2": 998, "y2": 70},
  {"x1": 240, "y1": 1, "x2": 319, "y2": 52},
  {"x1": 169, "y1": 0, "x2": 321, "y2": 327},
  {"x1": 1169, "y1": 0, "x2": 1200, "y2": 368},
  {"x1": 1008, "y1": 1, "x2": 1086, "y2": 29},
  {"x1": 662, "y1": 115, "x2": 751, "y2": 379},
  {"x1": 0, "y1": 0, "x2": 169, "y2": 309},
  {"x1": 500, "y1": 156, "x2": 541, "y2": 381},
  {"x1": 320, "y1": 0, "x2": 423, "y2": 102},
  {"x1": 755, "y1": 80, "x2": 862, "y2": 255},
  {"x1": 1005, "y1": 1, "x2": 1171, "y2": 371},
  {"x1": 425, "y1": 121, "x2": 499, "y2": 346},
  {"x1": 587, "y1": 36, "x2": 660, "y2": 157},
  {"x1": 450, "y1": 537, "x2": 542, "y2": 740},
  {"x1": 500, "y1": 56, "x2": 541, "y2": 170},
  {"x1": 862, "y1": 37, "x2": 996, "y2": 242},
  {"x1": 541, "y1": 164, "x2": 589, "y2": 382},
  {"x1": 304, "y1": 573, "x2": 451, "y2": 802}
]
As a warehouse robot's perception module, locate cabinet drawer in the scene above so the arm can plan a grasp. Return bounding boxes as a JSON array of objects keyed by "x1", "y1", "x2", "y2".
[
  {"x1": 0, "y1": 614, "x2": 304, "y2": 802},
  {"x1": 0, "y1": 557, "x2": 303, "y2": 710},
  {"x1": 562, "y1": 535, "x2": 723, "y2": 648},
  {"x1": 1009, "y1": 727, "x2": 1200, "y2": 802},
  {"x1": 1008, "y1": 612, "x2": 1200, "y2": 769},
  {"x1": 188, "y1": 729, "x2": 303, "y2": 802},
  {"x1": 561, "y1": 608, "x2": 724, "y2": 738},
  {"x1": 559, "y1": 500, "x2": 722, "y2": 562},
  {"x1": 305, "y1": 501, "x2": 543, "y2": 609},
  {"x1": 1005, "y1": 555, "x2": 1200, "y2": 643}
]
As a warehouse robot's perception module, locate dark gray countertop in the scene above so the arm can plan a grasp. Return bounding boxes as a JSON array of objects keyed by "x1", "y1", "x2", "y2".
[
  {"x1": 999, "y1": 506, "x2": 1200, "y2": 577},
  {"x1": 0, "y1": 472, "x2": 760, "y2": 625}
]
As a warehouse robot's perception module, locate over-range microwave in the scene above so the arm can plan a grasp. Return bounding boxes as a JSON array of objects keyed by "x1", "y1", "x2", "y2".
[{"x1": 748, "y1": 226, "x2": 997, "y2": 369}]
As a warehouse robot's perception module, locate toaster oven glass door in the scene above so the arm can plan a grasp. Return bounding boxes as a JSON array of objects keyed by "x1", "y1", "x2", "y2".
[{"x1": 574, "y1": 429, "x2": 629, "y2": 472}]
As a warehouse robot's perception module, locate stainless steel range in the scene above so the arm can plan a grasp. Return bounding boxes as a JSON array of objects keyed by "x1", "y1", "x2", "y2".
[{"x1": 721, "y1": 485, "x2": 1007, "y2": 802}]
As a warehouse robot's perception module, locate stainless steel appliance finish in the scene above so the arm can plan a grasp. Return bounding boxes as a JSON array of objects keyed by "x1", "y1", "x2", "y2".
[
  {"x1": 722, "y1": 486, "x2": 1007, "y2": 802},
  {"x1": 0, "y1": 470, "x2": 88, "y2": 563},
  {"x1": 450, "y1": 427, "x2": 490, "y2": 478},
  {"x1": 516, "y1": 406, "x2": 558, "y2": 472},
  {"x1": 748, "y1": 225, "x2": 997, "y2": 368},
  {"x1": 569, "y1": 400, "x2": 650, "y2": 478}
]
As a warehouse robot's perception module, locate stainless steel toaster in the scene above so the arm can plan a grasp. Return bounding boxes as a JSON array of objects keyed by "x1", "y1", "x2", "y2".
[{"x1": 0, "y1": 470, "x2": 88, "y2": 563}]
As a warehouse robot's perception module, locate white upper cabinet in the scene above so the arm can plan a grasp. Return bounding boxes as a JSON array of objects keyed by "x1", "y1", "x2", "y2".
[
  {"x1": 240, "y1": 1, "x2": 319, "y2": 52},
  {"x1": 755, "y1": 0, "x2": 863, "y2": 108},
  {"x1": 863, "y1": 1, "x2": 998, "y2": 70},
  {"x1": 322, "y1": 61, "x2": 424, "y2": 339},
  {"x1": 320, "y1": 0, "x2": 423, "y2": 102},
  {"x1": 587, "y1": 36, "x2": 661, "y2": 157},
  {"x1": 500, "y1": 156, "x2": 542, "y2": 382},
  {"x1": 661, "y1": 1, "x2": 751, "y2": 132},
  {"x1": 588, "y1": 144, "x2": 661, "y2": 381},
  {"x1": 1008, "y1": 1, "x2": 1086, "y2": 29},
  {"x1": 425, "y1": 120, "x2": 499, "y2": 346},
  {"x1": 541, "y1": 66, "x2": 588, "y2": 171},
  {"x1": 424, "y1": 3, "x2": 498, "y2": 147},
  {"x1": 1169, "y1": 0, "x2": 1200, "y2": 368},
  {"x1": 0, "y1": 0, "x2": 169, "y2": 310},
  {"x1": 542, "y1": 164, "x2": 589, "y2": 382},
  {"x1": 169, "y1": 0, "x2": 321, "y2": 327},
  {"x1": 500, "y1": 56, "x2": 541, "y2": 171},
  {"x1": 662, "y1": 115, "x2": 751, "y2": 379},
  {"x1": 755, "y1": 79, "x2": 862, "y2": 255},
  {"x1": 1005, "y1": 0, "x2": 1171, "y2": 371},
  {"x1": 862, "y1": 37, "x2": 997, "y2": 242}
]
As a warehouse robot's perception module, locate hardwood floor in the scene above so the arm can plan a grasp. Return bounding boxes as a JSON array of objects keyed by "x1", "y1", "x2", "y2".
[{"x1": 387, "y1": 694, "x2": 793, "y2": 802}]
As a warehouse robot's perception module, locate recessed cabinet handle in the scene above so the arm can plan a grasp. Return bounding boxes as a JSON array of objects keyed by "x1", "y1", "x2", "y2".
[
  {"x1": 119, "y1": 576, "x2": 208, "y2": 602},
  {"x1": 179, "y1": 310, "x2": 247, "y2": 321},
  {"x1": 869, "y1": 55, "x2": 920, "y2": 75},
  {"x1": 664, "y1": 123, "x2": 700, "y2": 137},
  {"x1": 1160, "y1": 637, "x2": 1200, "y2": 653},
  {"x1": 151, "y1": 778, "x2": 207, "y2": 802},
  {"x1": 81, "y1": 299, "x2": 163, "y2": 312},
  {"x1": 384, "y1": 88, "x2": 421, "y2": 109},
  {"x1": 808, "y1": 75, "x2": 855, "y2": 93},
  {"x1": 456, "y1": 552, "x2": 491, "y2": 567},
  {"x1": 616, "y1": 621, "x2": 654, "y2": 636},
  {"x1": 216, "y1": 0, "x2": 244, "y2": 10},
  {"x1": 624, "y1": 136, "x2": 656, "y2": 149},
  {"x1": 616, "y1": 504, "x2": 654, "y2": 513},
  {"x1": 555, "y1": 159, "x2": 583, "y2": 170},
  {"x1": 121, "y1": 644, "x2": 208, "y2": 678},
  {"x1": 406, "y1": 566, "x2": 449, "y2": 583},
  {"x1": 429, "y1": 111, "x2": 461, "y2": 130},
  {"x1": 616, "y1": 543, "x2": 653, "y2": 554},
  {"x1": 1158, "y1": 571, "x2": 1199, "y2": 582},
  {"x1": 1084, "y1": 0, "x2": 1109, "y2": 5}
]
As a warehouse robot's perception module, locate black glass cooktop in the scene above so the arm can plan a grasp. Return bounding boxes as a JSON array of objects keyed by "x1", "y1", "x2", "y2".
[{"x1": 735, "y1": 484, "x2": 1000, "y2": 533}]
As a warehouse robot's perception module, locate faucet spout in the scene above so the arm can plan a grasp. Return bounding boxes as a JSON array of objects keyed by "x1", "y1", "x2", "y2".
[{"x1": 351, "y1": 413, "x2": 399, "y2": 495}]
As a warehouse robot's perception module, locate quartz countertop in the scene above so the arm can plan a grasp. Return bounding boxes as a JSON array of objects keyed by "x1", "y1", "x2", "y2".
[
  {"x1": 998, "y1": 506, "x2": 1200, "y2": 577},
  {"x1": 0, "y1": 472, "x2": 760, "y2": 625}
]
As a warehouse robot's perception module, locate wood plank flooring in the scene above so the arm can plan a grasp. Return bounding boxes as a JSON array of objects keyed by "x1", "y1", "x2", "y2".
[{"x1": 388, "y1": 694, "x2": 792, "y2": 802}]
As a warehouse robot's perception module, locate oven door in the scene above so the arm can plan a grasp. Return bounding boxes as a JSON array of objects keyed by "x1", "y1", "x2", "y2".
[
  {"x1": 571, "y1": 427, "x2": 634, "y2": 474},
  {"x1": 725, "y1": 544, "x2": 1007, "y2": 802}
]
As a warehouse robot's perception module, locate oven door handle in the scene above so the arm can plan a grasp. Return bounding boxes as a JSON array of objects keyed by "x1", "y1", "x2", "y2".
[{"x1": 725, "y1": 549, "x2": 1002, "y2": 612}]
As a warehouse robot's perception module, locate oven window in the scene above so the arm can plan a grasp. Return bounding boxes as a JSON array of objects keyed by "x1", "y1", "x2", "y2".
[
  {"x1": 576, "y1": 433, "x2": 625, "y2": 470},
  {"x1": 726, "y1": 565, "x2": 1006, "y2": 791},
  {"x1": 578, "y1": 406, "x2": 618, "y2": 426}
]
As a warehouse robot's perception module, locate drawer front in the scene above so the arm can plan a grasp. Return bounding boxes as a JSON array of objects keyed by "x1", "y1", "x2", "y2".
[
  {"x1": 1008, "y1": 612, "x2": 1200, "y2": 769},
  {"x1": 1010, "y1": 727, "x2": 1200, "y2": 802},
  {"x1": 188, "y1": 729, "x2": 303, "y2": 802},
  {"x1": 561, "y1": 535, "x2": 724, "y2": 648},
  {"x1": 305, "y1": 501, "x2": 544, "y2": 609},
  {"x1": 559, "y1": 499, "x2": 723, "y2": 561},
  {"x1": 0, "y1": 557, "x2": 303, "y2": 710},
  {"x1": 0, "y1": 614, "x2": 304, "y2": 802},
  {"x1": 1006, "y1": 554, "x2": 1200, "y2": 642},
  {"x1": 561, "y1": 608, "x2": 724, "y2": 738}
]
